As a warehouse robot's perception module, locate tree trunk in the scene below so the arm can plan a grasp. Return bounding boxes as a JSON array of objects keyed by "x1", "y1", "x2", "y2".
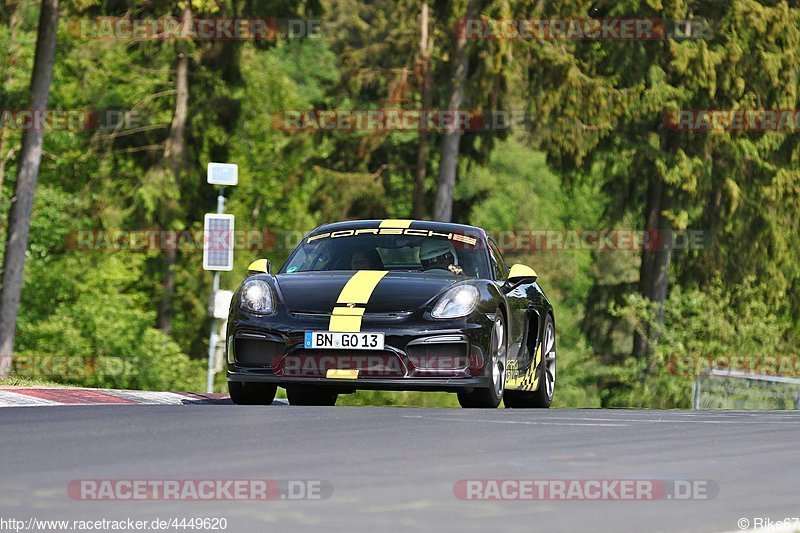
[
  {"x1": 157, "y1": 4, "x2": 191, "y2": 334},
  {"x1": 412, "y1": 1, "x2": 431, "y2": 219},
  {"x1": 632, "y1": 39, "x2": 679, "y2": 368},
  {"x1": 633, "y1": 141, "x2": 674, "y2": 365},
  {"x1": 0, "y1": 0, "x2": 59, "y2": 377},
  {"x1": 0, "y1": 0, "x2": 24, "y2": 194},
  {"x1": 433, "y1": 0, "x2": 475, "y2": 222}
]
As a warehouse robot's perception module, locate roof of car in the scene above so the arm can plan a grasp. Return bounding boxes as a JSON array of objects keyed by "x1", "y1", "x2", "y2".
[{"x1": 312, "y1": 219, "x2": 486, "y2": 237}]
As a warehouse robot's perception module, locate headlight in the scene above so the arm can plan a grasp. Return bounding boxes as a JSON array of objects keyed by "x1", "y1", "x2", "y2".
[
  {"x1": 431, "y1": 285, "x2": 479, "y2": 319},
  {"x1": 240, "y1": 279, "x2": 274, "y2": 313}
]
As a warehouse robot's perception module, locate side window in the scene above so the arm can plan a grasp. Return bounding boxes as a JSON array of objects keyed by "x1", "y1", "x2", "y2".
[
  {"x1": 289, "y1": 243, "x2": 332, "y2": 271},
  {"x1": 312, "y1": 245, "x2": 333, "y2": 270},
  {"x1": 488, "y1": 239, "x2": 507, "y2": 281},
  {"x1": 291, "y1": 247, "x2": 308, "y2": 268}
]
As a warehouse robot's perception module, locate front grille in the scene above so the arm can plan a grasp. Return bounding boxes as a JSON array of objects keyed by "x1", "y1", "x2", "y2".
[
  {"x1": 291, "y1": 311, "x2": 329, "y2": 319},
  {"x1": 234, "y1": 336, "x2": 284, "y2": 367},
  {"x1": 291, "y1": 311, "x2": 411, "y2": 322},
  {"x1": 363, "y1": 311, "x2": 412, "y2": 322},
  {"x1": 406, "y1": 342, "x2": 469, "y2": 370}
]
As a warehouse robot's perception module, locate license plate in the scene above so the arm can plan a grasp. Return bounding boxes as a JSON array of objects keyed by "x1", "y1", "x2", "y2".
[{"x1": 304, "y1": 331, "x2": 384, "y2": 350}]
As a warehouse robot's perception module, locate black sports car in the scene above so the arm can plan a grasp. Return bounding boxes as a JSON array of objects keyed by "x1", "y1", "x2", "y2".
[{"x1": 226, "y1": 219, "x2": 556, "y2": 408}]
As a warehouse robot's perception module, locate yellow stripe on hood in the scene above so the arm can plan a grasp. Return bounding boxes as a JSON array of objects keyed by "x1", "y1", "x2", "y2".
[
  {"x1": 328, "y1": 270, "x2": 388, "y2": 332},
  {"x1": 336, "y1": 270, "x2": 388, "y2": 304},
  {"x1": 328, "y1": 307, "x2": 366, "y2": 333}
]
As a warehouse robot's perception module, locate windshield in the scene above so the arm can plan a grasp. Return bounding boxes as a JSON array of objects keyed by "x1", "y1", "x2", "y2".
[{"x1": 280, "y1": 230, "x2": 490, "y2": 279}]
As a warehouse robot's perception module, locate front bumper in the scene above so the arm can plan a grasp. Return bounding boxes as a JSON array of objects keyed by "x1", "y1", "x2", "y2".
[{"x1": 226, "y1": 306, "x2": 493, "y2": 393}]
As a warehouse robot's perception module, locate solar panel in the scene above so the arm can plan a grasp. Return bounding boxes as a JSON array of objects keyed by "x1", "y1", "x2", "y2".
[{"x1": 203, "y1": 214, "x2": 235, "y2": 271}]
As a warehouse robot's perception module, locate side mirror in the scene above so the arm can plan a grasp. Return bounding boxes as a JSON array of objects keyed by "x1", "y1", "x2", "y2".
[
  {"x1": 504, "y1": 264, "x2": 537, "y2": 290},
  {"x1": 247, "y1": 259, "x2": 271, "y2": 275}
]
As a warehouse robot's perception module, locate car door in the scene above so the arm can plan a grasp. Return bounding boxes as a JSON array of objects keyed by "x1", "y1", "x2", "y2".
[
  {"x1": 490, "y1": 239, "x2": 542, "y2": 377},
  {"x1": 488, "y1": 238, "x2": 526, "y2": 365}
]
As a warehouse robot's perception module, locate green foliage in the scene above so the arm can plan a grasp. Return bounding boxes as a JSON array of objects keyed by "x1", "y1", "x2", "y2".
[
  {"x1": 460, "y1": 138, "x2": 603, "y2": 407},
  {"x1": 10, "y1": 187, "x2": 204, "y2": 391},
  {"x1": 1, "y1": 0, "x2": 799, "y2": 409},
  {"x1": 605, "y1": 279, "x2": 795, "y2": 408}
]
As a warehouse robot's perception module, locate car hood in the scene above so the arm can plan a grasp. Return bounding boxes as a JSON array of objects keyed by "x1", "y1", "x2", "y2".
[{"x1": 274, "y1": 271, "x2": 457, "y2": 314}]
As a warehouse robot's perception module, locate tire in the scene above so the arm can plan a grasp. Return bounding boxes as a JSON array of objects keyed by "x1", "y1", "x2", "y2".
[
  {"x1": 286, "y1": 386, "x2": 338, "y2": 406},
  {"x1": 228, "y1": 381, "x2": 277, "y2": 405},
  {"x1": 503, "y1": 314, "x2": 556, "y2": 408},
  {"x1": 458, "y1": 310, "x2": 506, "y2": 409}
]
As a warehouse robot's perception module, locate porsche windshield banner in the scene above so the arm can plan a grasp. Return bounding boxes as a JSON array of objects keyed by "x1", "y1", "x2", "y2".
[{"x1": 305, "y1": 227, "x2": 479, "y2": 247}]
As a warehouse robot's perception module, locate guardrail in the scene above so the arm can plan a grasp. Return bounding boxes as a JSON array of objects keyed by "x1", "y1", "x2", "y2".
[{"x1": 692, "y1": 367, "x2": 800, "y2": 410}]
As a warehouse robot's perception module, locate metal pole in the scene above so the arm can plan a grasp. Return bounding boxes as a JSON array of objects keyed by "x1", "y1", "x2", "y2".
[
  {"x1": 692, "y1": 376, "x2": 700, "y2": 410},
  {"x1": 217, "y1": 188, "x2": 226, "y2": 213},
  {"x1": 206, "y1": 189, "x2": 226, "y2": 393},
  {"x1": 206, "y1": 271, "x2": 219, "y2": 393}
]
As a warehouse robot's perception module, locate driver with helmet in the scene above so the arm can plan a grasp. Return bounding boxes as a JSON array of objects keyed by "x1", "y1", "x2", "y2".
[{"x1": 419, "y1": 239, "x2": 463, "y2": 275}]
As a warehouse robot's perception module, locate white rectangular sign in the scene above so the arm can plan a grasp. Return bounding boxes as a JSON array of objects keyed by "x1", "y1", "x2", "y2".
[
  {"x1": 203, "y1": 214, "x2": 235, "y2": 271},
  {"x1": 207, "y1": 162, "x2": 238, "y2": 186},
  {"x1": 213, "y1": 290, "x2": 234, "y2": 319}
]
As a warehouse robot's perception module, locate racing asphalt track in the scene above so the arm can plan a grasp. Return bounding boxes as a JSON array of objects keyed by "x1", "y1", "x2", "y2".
[{"x1": 1, "y1": 403, "x2": 799, "y2": 533}]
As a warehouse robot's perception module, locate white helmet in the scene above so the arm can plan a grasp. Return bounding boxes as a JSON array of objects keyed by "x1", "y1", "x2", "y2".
[{"x1": 419, "y1": 239, "x2": 457, "y2": 269}]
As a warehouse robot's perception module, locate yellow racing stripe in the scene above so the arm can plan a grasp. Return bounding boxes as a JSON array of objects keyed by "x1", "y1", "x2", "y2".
[
  {"x1": 326, "y1": 369, "x2": 359, "y2": 379},
  {"x1": 328, "y1": 307, "x2": 366, "y2": 332},
  {"x1": 328, "y1": 270, "x2": 388, "y2": 332},
  {"x1": 530, "y1": 345, "x2": 542, "y2": 391},
  {"x1": 336, "y1": 270, "x2": 388, "y2": 304},
  {"x1": 379, "y1": 219, "x2": 413, "y2": 229}
]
